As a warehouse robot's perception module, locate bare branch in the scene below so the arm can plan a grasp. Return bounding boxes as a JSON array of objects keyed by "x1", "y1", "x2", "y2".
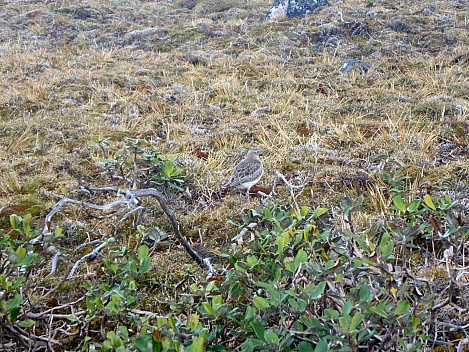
[
  {"x1": 50, "y1": 251, "x2": 61, "y2": 274},
  {"x1": 114, "y1": 205, "x2": 145, "y2": 234},
  {"x1": 68, "y1": 242, "x2": 107, "y2": 279},
  {"x1": 40, "y1": 186, "x2": 217, "y2": 275},
  {"x1": 273, "y1": 171, "x2": 312, "y2": 214},
  {"x1": 131, "y1": 188, "x2": 217, "y2": 274},
  {"x1": 437, "y1": 322, "x2": 469, "y2": 330}
]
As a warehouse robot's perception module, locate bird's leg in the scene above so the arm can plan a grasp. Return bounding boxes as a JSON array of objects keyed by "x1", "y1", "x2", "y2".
[{"x1": 245, "y1": 188, "x2": 250, "y2": 203}]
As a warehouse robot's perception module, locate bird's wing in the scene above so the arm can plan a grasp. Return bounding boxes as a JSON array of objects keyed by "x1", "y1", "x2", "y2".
[{"x1": 225, "y1": 159, "x2": 263, "y2": 188}]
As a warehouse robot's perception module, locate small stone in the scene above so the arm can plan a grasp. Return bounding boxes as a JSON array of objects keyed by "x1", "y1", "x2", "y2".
[
  {"x1": 44, "y1": 245, "x2": 58, "y2": 255},
  {"x1": 397, "y1": 95, "x2": 411, "y2": 103},
  {"x1": 267, "y1": 0, "x2": 329, "y2": 20},
  {"x1": 338, "y1": 59, "x2": 371, "y2": 74}
]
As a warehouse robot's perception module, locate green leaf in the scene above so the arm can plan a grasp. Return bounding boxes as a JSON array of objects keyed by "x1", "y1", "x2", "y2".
[
  {"x1": 339, "y1": 314, "x2": 351, "y2": 331},
  {"x1": 379, "y1": 233, "x2": 394, "y2": 260},
  {"x1": 86, "y1": 296, "x2": 96, "y2": 313},
  {"x1": 201, "y1": 302, "x2": 214, "y2": 316},
  {"x1": 126, "y1": 295, "x2": 136, "y2": 306},
  {"x1": 15, "y1": 277, "x2": 27, "y2": 293},
  {"x1": 288, "y1": 297, "x2": 299, "y2": 310},
  {"x1": 234, "y1": 262, "x2": 247, "y2": 273},
  {"x1": 10, "y1": 214, "x2": 21, "y2": 230},
  {"x1": 161, "y1": 160, "x2": 175, "y2": 177},
  {"x1": 285, "y1": 258, "x2": 297, "y2": 273},
  {"x1": 297, "y1": 298, "x2": 307, "y2": 312},
  {"x1": 205, "y1": 281, "x2": 216, "y2": 293},
  {"x1": 138, "y1": 245, "x2": 149, "y2": 261},
  {"x1": 18, "y1": 319, "x2": 35, "y2": 328},
  {"x1": 16, "y1": 246, "x2": 26, "y2": 261},
  {"x1": 412, "y1": 316, "x2": 421, "y2": 331},
  {"x1": 342, "y1": 299, "x2": 353, "y2": 315},
  {"x1": 8, "y1": 293, "x2": 22, "y2": 310},
  {"x1": 314, "y1": 338, "x2": 328, "y2": 352},
  {"x1": 354, "y1": 195, "x2": 364, "y2": 209},
  {"x1": 275, "y1": 236, "x2": 285, "y2": 254},
  {"x1": 323, "y1": 309, "x2": 339, "y2": 318},
  {"x1": 110, "y1": 263, "x2": 119, "y2": 273},
  {"x1": 253, "y1": 296, "x2": 270, "y2": 309},
  {"x1": 139, "y1": 257, "x2": 151, "y2": 274},
  {"x1": 242, "y1": 339, "x2": 266, "y2": 350},
  {"x1": 187, "y1": 313, "x2": 200, "y2": 330},
  {"x1": 9, "y1": 307, "x2": 20, "y2": 323},
  {"x1": 135, "y1": 337, "x2": 149, "y2": 352},
  {"x1": 395, "y1": 300, "x2": 410, "y2": 315},
  {"x1": 246, "y1": 255, "x2": 259, "y2": 268},
  {"x1": 300, "y1": 206, "x2": 310, "y2": 217},
  {"x1": 18, "y1": 253, "x2": 37, "y2": 267},
  {"x1": 408, "y1": 199, "x2": 421, "y2": 212},
  {"x1": 22, "y1": 213, "x2": 32, "y2": 235},
  {"x1": 244, "y1": 305, "x2": 257, "y2": 321},
  {"x1": 118, "y1": 326, "x2": 129, "y2": 339},
  {"x1": 171, "y1": 168, "x2": 184, "y2": 177},
  {"x1": 212, "y1": 295, "x2": 223, "y2": 306},
  {"x1": 0, "y1": 274, "x2": 12, "y2": 290},
  {"x1": 313, "y1": 207, "x2": 328, "y2": 218},
  {"x1": 324, "y1": 260, "x2": 335, "y2": 270},
  {"x1": 187, "y1": 330, "x2": 207, "y2": 352},
  {"x1": 393, "y1": 195, "x2": 407, "y2": 212},
  {"x1": 263, "y1": 207, "x2": 274, "y2": 220},
  {"x1": 167, "y1": 315, "x2": 177, "y2": 331},
  {"x1": 264, "y1": 329, "x2": 279, "y2": 345},
  {"x1": 340, "y1": 196, "x2": 353, "y2": 217},
  {"x1": 359, "y1": 284, "x2": 371, "y2": 302},
  {"x1": 350, "y1": 312, "x2": 364, "y2": 331},
  {"x1": 424, "y1": 194, "x2": 436, "y2": 210},
  {"x1": 152, "y1": 338, "x2": 163, "y2": 352},
  {"x1": 295, "y1": 250, "x2": 308, "y2": 267},
  {"x1": 298, "y1": 341, "x2": 314, "y2": 352},
  {"x1": 310, "y1": 281, "x2": 326, "y2": 300},
  {"x1": 336, "y1": 273, "x2": 343, "y2": 283},
  {"x1": 370, "y1": 302, "x2": 388, "y2": 318},
  {"x1": 250, "y1": 319, "x2": 266, "y2": 341}
]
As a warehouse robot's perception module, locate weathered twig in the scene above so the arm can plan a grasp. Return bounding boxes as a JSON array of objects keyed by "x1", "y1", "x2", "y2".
[
  {"x1": 131, "y1": 188, "x2": 217, "y2": 274},
  {"x1": 25, "y1": 311, "x2": 86, "y2": 320},
  {"x1": 40, "y1": 186, "x2": 217, "y2": 275},
  {"x1": 437, "y1": 322, "x2": 469, "y2": 330},
  {"x1": 75, "y1": 239, "x2": 102, "y2": 251},
  {"x1": 2, "y1": 321, "x2": 62, "y2": 348},
  {"x1": 30, "y1": 195, "x2": 129, "y2": 244},
  {"x1": 50, "y1": 251, "x2": 61, "y2": 274},
  {"x1": 272, "y1": 171, "x2": 312, "y2": 214},
  {"x1": 23, "y1": 297, "x2": 85, "y2": 320},
  {"x1": 114, "y1": 205, "x2": 145, "y2": 234},
  {"x1": 130, "y1": 309, "x2": 165, "y2": 318},
  {"x1": 457, "y1": 339, "x2": 469, "y2": 352},
  {"x1": 68, "y1": 242, "x2": 107, "y2": 279}
]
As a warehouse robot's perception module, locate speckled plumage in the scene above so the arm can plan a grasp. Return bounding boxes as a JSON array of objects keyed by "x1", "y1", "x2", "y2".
[{"x1": 223, "y1": 148, "x2": 264, "y2": 192}]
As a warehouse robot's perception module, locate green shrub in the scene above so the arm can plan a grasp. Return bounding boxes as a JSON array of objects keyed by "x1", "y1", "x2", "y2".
[
  {"x1": 0, "y1": 215, "x2": 44, "y2": 330},
  {"x1": 1, "y1": 168, "x2": 467, "y2": 351},
  {"x1": 96, "y1": 137, "x2": 185, "y2": 191}
]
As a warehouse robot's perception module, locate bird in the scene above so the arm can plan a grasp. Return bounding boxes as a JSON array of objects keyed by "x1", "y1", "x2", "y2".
[{"x1": 223, "y1": 147, "x2": 264, "y2": 200}]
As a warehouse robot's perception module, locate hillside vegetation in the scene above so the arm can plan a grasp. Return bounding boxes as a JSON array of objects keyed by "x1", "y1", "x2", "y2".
[{"x1": 0, "y1": 0, "x2": 468, "y2": 350}]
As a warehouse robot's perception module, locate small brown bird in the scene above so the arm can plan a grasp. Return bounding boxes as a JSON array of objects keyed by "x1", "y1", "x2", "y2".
[{"x1": 223, "y1": 147, "x2": 264, "y2": 200}]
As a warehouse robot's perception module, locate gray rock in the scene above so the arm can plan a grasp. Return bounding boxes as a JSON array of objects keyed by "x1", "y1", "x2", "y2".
[
  {"x1": 267, "y1": 0, "x2": 329, "y2": 20},
  {"x1": 338, "y1": 59, "x2": 371, "y2": 74}
]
